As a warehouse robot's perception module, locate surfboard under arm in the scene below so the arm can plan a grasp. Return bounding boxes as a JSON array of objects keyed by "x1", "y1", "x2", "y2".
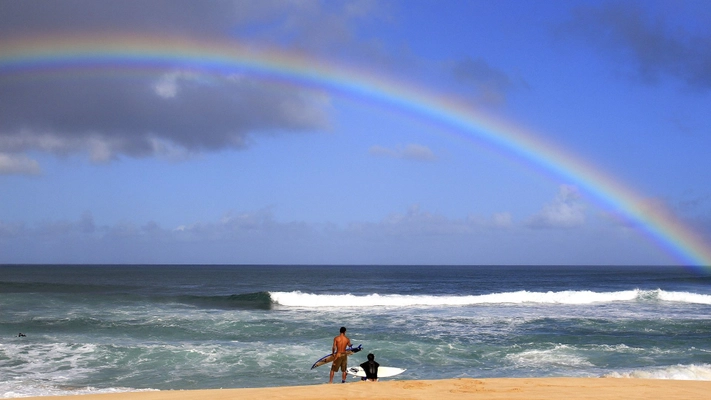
[{"x1": 310, "y1": 344, "x2": 362, "y2": 369}]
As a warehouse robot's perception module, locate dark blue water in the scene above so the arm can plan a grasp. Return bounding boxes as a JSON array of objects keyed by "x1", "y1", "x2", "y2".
[{"x1": 1, "y1": 265, "x2": 710, "y2": 398}]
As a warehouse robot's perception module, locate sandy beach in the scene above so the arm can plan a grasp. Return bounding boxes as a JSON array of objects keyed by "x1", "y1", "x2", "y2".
[{"x1": 19, "y1": 378, "x2": 711, "y2": 400}]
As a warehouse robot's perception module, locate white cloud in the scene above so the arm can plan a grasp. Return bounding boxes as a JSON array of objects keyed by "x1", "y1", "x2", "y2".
[
  {"x1": 492, "y1": 212, "x2": 513, "y2": 228},
  {"x1": 153, "y1": 72, "x2": 182, "y2": 99},
  {"x1": 378, "y1": 204, "x2": 471, "y2": 235},
  {"x1": 346, "y1": 205, "x2": 516, "y2": 238},
  {"x1": 153, "y1": 71, "x2": 206, "y2": 99},
  {"x1": 527, "y1": 185, "x2": 586, "y2": 229},
  {"x1": 0, "y1": 153, "x2": 42, "y2": 175},
  {"x1": 369, "y1": 143, "x2": 437, "y2": 161}
]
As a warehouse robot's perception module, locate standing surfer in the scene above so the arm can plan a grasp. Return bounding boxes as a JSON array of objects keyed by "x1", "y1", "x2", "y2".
[{"x1": 329, "y1": 326, "x2": 352, "y2": 383}]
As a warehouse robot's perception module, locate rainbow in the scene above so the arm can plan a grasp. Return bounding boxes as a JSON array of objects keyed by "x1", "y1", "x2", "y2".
[{"x1": 1, "y1": 34, "x2": 710, "y2": 268}]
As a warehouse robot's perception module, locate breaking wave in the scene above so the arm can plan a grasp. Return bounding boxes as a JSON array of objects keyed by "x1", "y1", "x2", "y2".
[{"x1": 268, "y1": 289, "x2": 711, "y2": 308}]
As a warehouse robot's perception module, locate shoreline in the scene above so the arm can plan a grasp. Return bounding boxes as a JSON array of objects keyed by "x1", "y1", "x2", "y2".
[{"x1": 17, "y1": 377, "x2": 711, "y2": 400}]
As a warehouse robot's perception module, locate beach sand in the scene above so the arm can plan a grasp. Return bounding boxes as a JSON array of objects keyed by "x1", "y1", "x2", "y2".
[{"x1": 20, "y1": 378, "x2": 711, "y2": 400}]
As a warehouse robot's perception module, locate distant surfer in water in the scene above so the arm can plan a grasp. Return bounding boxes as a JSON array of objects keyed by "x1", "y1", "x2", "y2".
[
  {"x1": 329, "y1": 326, "x2": 352, "y2": 383},
  {"x1": 360, "y1": 353, "x2": 379, "y2": 382}
]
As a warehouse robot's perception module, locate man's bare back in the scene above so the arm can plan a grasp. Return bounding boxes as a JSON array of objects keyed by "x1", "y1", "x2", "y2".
[
  {"x1": 329, "y1": 326, "x2": 352, "y2": 383},
  {"x1": 332, "y1": 332, "x2": 351, "y2": 356}
]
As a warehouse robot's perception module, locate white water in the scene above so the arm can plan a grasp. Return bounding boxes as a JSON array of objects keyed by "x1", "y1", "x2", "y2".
[
  {"x1": 605, "y1": 364, "x2": 711, "y2": 380},
  {"x1": 269, "y1": 289, "x2": 711, "y2": 308}
]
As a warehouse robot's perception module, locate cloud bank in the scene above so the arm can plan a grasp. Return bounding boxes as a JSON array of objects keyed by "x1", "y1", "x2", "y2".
[
  {"x1": 0, "y1": 186, "x2": 674, "y2": 265},
  {"x1": 0, "y1": 1, "x2": 382, "y2": 169},
  {"x1": 0, "y1": 76, "x2": 332, "y2": 163}
]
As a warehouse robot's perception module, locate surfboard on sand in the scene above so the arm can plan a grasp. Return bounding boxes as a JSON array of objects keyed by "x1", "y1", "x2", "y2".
[
  {"x1": 310, "y1": 344, "x2": 363, "y2": 369},
  {"x1": 347, "y1": 366, "x2": 406, "y2": 378}
]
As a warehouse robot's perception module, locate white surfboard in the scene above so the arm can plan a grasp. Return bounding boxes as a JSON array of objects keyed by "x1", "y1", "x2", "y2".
[{"x1": 346, "y1": 366, "x2": 406, "y2": 378}]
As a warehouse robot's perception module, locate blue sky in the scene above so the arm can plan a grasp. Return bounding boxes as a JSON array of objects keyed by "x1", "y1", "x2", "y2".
[{"x1": 1, "y1": 0, "x2": 710, "y2": 265}]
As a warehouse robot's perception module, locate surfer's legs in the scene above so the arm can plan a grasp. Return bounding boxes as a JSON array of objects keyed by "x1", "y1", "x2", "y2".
[
  {"x1": 328, "y1": 369, "x2": 346, "y2": 383},
  {"x1": 329, "y1": 356, "x2": 340, "y2": 383},
  {"x1": 329, "y1": 355, "x2": 349, "y2": 383},
  {"x1": 329, "y1": 355, "x2": 348, "y2": 383},
  {"x1": 341, "y1": 358, "x2": 347, "y2": 382}
]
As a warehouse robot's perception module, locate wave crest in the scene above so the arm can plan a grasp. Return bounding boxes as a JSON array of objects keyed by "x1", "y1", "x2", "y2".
[{"x1": 180, "y1": 292, "x2": 273, "y2": 310}]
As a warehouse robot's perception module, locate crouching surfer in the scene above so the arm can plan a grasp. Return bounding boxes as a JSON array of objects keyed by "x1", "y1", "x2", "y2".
[
  {"x1": 329, "y1": 326, "x2": 352, "y2": 383},
  {"x1": 360, "y1": 353, "x2": 379, "y2": 382}
]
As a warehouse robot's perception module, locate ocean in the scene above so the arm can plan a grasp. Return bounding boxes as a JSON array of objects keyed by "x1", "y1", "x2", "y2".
[{"x1": 1, "y1": 265, "x2": 710, "y2": 398}]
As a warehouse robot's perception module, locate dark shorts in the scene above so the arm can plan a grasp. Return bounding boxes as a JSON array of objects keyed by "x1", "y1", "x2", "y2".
[{"x1": 331, "y1": 354, "x2": 347, "y2": 372}]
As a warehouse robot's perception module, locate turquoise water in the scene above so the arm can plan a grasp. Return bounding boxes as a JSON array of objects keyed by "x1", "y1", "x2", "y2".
[{"x1": 1, "y1": 265, "x2": 710, "y2": 397}]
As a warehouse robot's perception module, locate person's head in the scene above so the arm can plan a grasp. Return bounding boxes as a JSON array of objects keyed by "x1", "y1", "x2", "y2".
[
  {"x1": 340, "y1": 327, "x2": 347, "y2": 334},
  {"x1": 367, "y1": 353, "x2": 374, "y2": 361}
]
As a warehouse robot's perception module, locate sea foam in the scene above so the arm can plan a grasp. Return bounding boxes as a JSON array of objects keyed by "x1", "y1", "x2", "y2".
[
  {"x1": 604, "y1": 364, "x2": 711, "y2": 381},
  {"x1": 656, "y1": 289, "x2": 711, "y2": 305}
]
